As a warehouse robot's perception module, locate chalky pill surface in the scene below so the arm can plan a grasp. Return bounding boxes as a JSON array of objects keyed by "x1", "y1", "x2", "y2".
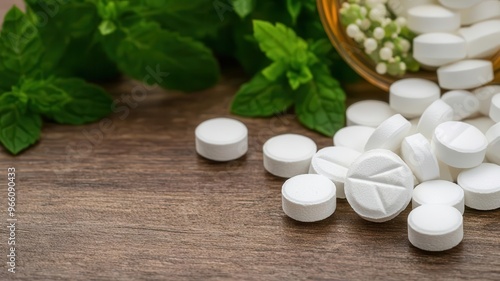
[
  {"x1": 364, "y1": 114, "x2": 411, "y2": 152},
  {"x1": 417, "y1": 100, "x2": 454, "y2": 139},
  {"x1": 263, "y1": 134, "x2": 317, "y2": 178},
  {"x1": 458, "y1": 20, "x2": 500, "y2": 59},
  {"x1": 390, "y1": 78, "x2": 440, "y2": 118},
  {"x1": 346, "y1": 100, "x2": 396, "y2": 127},
  {"x1": 460, "y1": 0, "x2": 500, "y2": 25},
  {"x1": 412, "y1": 180, "x2": 465, "y2": 214},
  {"x1": 438, "y1": 0, "x2": 484, "y2": 9},
  {"x1": 438, "y1": 160, "x2": 462, "y2": 182},
  {"x1": 195, "y1": 118, "x2": 248, "y2": 161},
  {"x1": 407, "y1": 5, "x2": 460, "y2": 34},
  {"x1": 485, "y1": 123, "x2": 500, "y2": 165},
  {"x1": 408, "y1": 205, "x2": 463, "y2": 252},
  {"x1": 464, "y1": 117, "x2": 495, "y2": 134},
  {"x1": 388, "y1": 0, "x2": 437, "y2": 17},
  {"x1": 345, "y1": 149, "x2": 414, "y2": 223},
  {"x1": 282, "y1": 174, "x2": 336, "y2": 222},
  {"x1": 441, "y1": 90, "x2": 480, "y2": 121},
  {"x1": 413, "y1": 33, "x2": 466, "y2": 67},
  {"x1": 309, "y1": 147, "x2": 361, "y2": 199},
  {"x1": 489, "y1": 94, "x2": 500, "y2": 122},
  {"x1": 437, "y1": 60, "x2": 493, "y2": 90},
  {"x1": 458, "y1": 163, "x2": 500, "y2": 210},
  {"x1": 333, "y1": 126, "x2": 375, "y2": 153},
  {"x1": 401, "y1": 134, "x2": 440, "y2": 182},
  {"x1": 432, "y1": 121, "x2": 488, "y2": 168},
  {"x1": 473, "y1": 85, "x2": 500, "y2": 115}
]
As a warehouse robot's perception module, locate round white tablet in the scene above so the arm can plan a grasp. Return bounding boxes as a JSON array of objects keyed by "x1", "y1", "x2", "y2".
[
  {"x1": 464, "y1": 117, "x2": 495, "y2": 134},
  {"x1": 345, "y1": 149, "x2": 414, "y2": 222},
  {"x1": 333, "y1": 126, "x2": 375, "y2": 153},
  {"x1": 437, "y1": 60, "x2": 493, "y2": 90},
  {"x1": 473, "y1": 85, "x2": 500, "y2": 115},
  {"x1": 485, "y1": 123, "x2": 500, "y2": 165},
  {"x1": 408, "y1": 205, "x2": 463, "y2": 252},
  {"x1": 489, "y1": 94, "x2": 500, "y2": 122},
  {"x1": 460, "y1": 0, "x2": 500, "y2": 26},
  {"x1": 458, "y1": 20, "x2": 500, "y2": 59},
  {"x1": 412, "y1": 180, "x2": 465, "y2": 214},
  {"x1": 388, "y1": 0, "x2": 437, "y2": 17},
  {"x1": 413, "y1": 33, "x2": 466, "y2": 67},
  {"x1": 346, "y1": 100, "x2": 396, "y2": 127},
  {"x1": 195, "y1": 117, "x2": 248, "y2": 161},
  {"x1": 438, "y1": 0, "x2": 484, "y2": 10},
  {"x1": 441, "y1": 90, "x2": 480, "y2": 121},
  {"x1": 407, "y1": 5, "x2": 460, "y2": 34},
  {"x1": 263, "y1": 134, "x2": 317, "y2": 178},
  {"x1": 282, "y1": 174, "x2": 336, "y2": 222},
  {"x1": 417, "y1": 100, "x2": 454, "y2": 139},
  {"x1": 309, "y1": 146, "x2": 361, "y2": 199},
  {"x1": 401, "y1": 134, "x2": 440, "y2": 182},
  {"x1": 432, "y1": 121, "x2": 488, "y2": 168},
  {"x1": 457, "y1": 163, "x2": 500, "y2": 210},
  {"x1": 390, "y1": 78, "x2": 440, "y2": 118},
  {"x1": 364, "y1": 114, "x2": 411, "y2": 152}
]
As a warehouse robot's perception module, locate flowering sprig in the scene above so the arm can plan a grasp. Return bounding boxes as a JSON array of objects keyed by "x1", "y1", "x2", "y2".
[{"x1": 340, "y1": 0, "x2": 420, "y2": 76}]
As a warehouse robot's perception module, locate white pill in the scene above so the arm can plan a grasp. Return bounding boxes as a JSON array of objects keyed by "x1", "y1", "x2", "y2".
[
  {"x1": 437, "y1": 60, "x2": 493, "y2": 90},
  {"x1": 432, "y1": 121, "x2": 488, "y2": 168},
  {"x1": 438, "y1": 0, "x2": 484, "y2": 10},
  {"x1": 309, "y1": 147, "x2": 361, "y2": 199},
  {"x1": 412, "y1": 180, "x2": 465, "y2": 214},
  {"x1": 365, "y1": 114, "x2": 412, "y2": 152},
  {"x1": 464, "y1": 116, "x2": 495, "y2": 134},
  {"x1": 388, "y1": 0, "x2": 437, "y2": 17},
  {"x1": 407, "y1": 5, "x2": 460, "y2": 34},
  {"x1": 458, "y1": 19, "x2": 500, "y2": 59},
  {"x1": 438, "y1": 160, "x2": 463, "y2": 182},
  {"x1": 345, "y1": 149, "x2": 414, "y2": 222},
  {"x1": 401, "y1": 134, "x2": 440, "y2": 182},
  {"x1": 333, "y1": 126, "x2": 375, "y2": 153},
  {"x1": 417, "y1": 100, "x2": 454, "y2": 139},
  {"x1": 413, "y1": 33, "x2": 466, "y2": 67},
  {"x1": 346, "y1": 100, "x2": 396, "y2": 127},
  {"x1": 409, "y1": 118, "x2": 420, "y2": 135},
  {"x1": 390, "y1": 78, "x2": 440, "y2": 118},
  {"x1": 486, "y1": 123, "x2": 500, "y2": 165},
  {"x1": 458, "y1": 163, "x2": 500, "y2": 210},
  {"x1": 408, "y1": 205, "x2": 463, "y2": 252},
  {"x1": 195, "y1": 117, "x2": 248, "y2": 161},
  {"x1": 460, "y1": 0, "x2": 500, "y2": 25},
  {"x1": 282, "y1": 174, "x2": 336, "y2": 222},
  {"x1": 441, "y1": 90, "x2": 480, "y2": 120},
  {"x1": 263, "y1": 134, "x2": 317, "y2": 178},
  {"x1": 473, "y1": 85, "x2": 500, "y2": 115},
  {"x1": 489, "y1": 94, "x2": 500, "y2": 122}
]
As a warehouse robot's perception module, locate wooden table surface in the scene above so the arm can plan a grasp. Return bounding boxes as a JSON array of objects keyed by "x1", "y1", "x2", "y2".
[{"x1": 0, "y1": 71, "x2": 499, "y2": 281}]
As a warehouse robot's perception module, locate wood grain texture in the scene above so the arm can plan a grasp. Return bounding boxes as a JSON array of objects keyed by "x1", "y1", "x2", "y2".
[{"x1": 0, "y1": 71, "x2": 499, "y2": 281}]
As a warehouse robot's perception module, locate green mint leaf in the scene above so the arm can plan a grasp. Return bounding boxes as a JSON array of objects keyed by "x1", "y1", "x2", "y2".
[
  {"x1": 286, "y1": 65, "x2": 313, "y2": 90},
  {"x1": 286, "y1": 0, "x2": 302, "y2": 24},
  {"x1": 0, "y1": 6, "x2": 44, "y2": 90},
  {"x1": 233, "y1": 0, "x2": 254, "y2": 19},
  {"x1": 0, "y1": 92, "x2": 42, "y2": 154},
  {"x1": 262, "y1": 61, "x2": 287, "y2": 82},
  {"x1": 253, "y1": 20, "x2": 307, "y2": 62},
  {"x1": 99, "y1": 20, "x2": 117, "y2": 36},
  {"x1": 115, "y1": 21, "x2": 219, "y2": 92},
  {"x1": 231, "y1": 73, "x2": 293, "y2": 117},
  {"x1": 15, "y1": 78, "x2": 70, "y2": 115},
  {"x1": 295, "y1": 65, "x2": 346, "y2": 136},
  {"x1": 310, "y1": 39, "x2": 333, "y2": 57}
]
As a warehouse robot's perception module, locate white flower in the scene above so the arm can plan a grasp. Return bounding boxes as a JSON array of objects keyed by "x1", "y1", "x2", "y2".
[
  {"x1": 376, "y1": 62, "x2": 387, "y2": 74},
  {"x1": 379, "y1": 47, "x2": 393, "y2": 60},
  {"x1": 364, "y1": 38, "x2": 378, "y2": 53},
  {"x1": 373, "y1": 27, "x2": 385, "y2": 40}
]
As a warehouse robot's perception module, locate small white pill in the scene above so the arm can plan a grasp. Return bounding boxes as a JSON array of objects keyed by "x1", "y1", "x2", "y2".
[
  {"x1": 365, "y1": 114, "x2": 412, "y2": 152},
  {"x1": 309, "y1": 147, "x2": 361, "y2": 199},
  {"x1": 489, "y1": 94, "x2": 500, "y2": 122},
  {"x1": 263, "y1": 134, "x2": 317, "y2": 178},
  {"x1": 486, "y1": 123, "x2": 500, "y2": 165},
  {"x1": 438, "y1": 0, "x2": 484, "y2": 10},
  {"x1": 458, "y1": 19, "x2": 500, "y2": 59},
  {"x1": 346, "y1": 100, "x2": 396, "y2": 127},
  {"x1": 412, "y1": 180, "x2": 465, "y2": 214},
  {"x1": 333, "y1": 126, "x2": 375, "y2": 153},
  {"x1": 441, "y1": 90, "x2": 480, "y2": 120},
  {"x1": 407, "y1": 5, "x2": 460, "y2": 34},
  {"x1": 409, "y1": 118, "x2": 420, "y2": 135},
  {"x1": 417, "y1": 100, "x2": 454, "y2": 139},
  {"x1": 195, "y1": 117, "x2": 248, "y2": 161},
  {"x1": 413, "y1": 33, "x2": 466, "y2": 67},
  {"x1": 408, "y1": 205, "x2": 463, "y2": 252},
  {"x1": 282, "y1": 174, "x2": 337, "y2": 222},
  {"x1": 388, "y1": 0, "x2": 437, "y2": 17},
  {"x1": 458, "y1": 163, "x2": 500, "y2": 210},
  {"x1": 390, "y1": 78, "x2": 440, "y2": 118},
  {"x1": 464, "y1": 116, "x2": 495, "y2": 134},
  {"x1": 460, "y1": 0, "x2": 500, "y2": 25},
  {"x1": 437, "y1": 60, "x2": 493, "y2": 90},
  {"x1": 401, "y1": 134, "x2": 440, "y2": 182},
  {"x1": 473, "y1": 85, "x2": 500, "y2": 115},
  {"x1": 432, "y1": 121, "x2": 488, "y2": 168},
  {"x1": 345, "y1": 149, "x2": 414, "y2": 222},
  {"x1": 438, "y1": 160, "x2": 463, "y2": 182}
]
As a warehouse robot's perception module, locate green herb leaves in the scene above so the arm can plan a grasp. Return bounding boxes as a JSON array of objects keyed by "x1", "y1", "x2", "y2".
[{"x1": 231, "y1": 21, "x2": 346, "y2": 136}]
